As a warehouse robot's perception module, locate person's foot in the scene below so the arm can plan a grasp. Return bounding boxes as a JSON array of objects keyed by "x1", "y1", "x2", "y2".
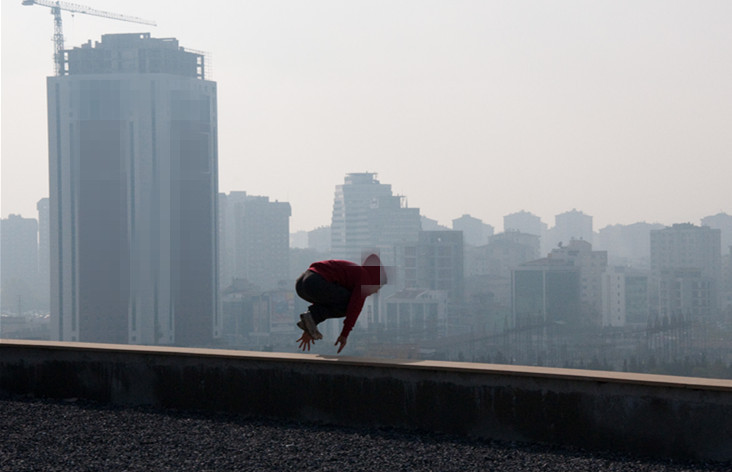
[{"x1": 299, "y1": 312, "x2": 323, "y2": 340}]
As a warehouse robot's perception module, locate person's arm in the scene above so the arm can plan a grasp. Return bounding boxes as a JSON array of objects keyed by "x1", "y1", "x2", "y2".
[{"x1": 340, "y1": 290, "x2": 366, "y2": 339}]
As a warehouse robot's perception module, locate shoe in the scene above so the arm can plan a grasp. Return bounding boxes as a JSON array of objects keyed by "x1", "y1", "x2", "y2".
[{"x1": 299, "y1": 312, "x2": 323, "y2": 340}]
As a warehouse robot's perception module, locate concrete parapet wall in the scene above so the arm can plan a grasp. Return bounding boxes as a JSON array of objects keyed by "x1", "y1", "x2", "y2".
[{"x1": 1, "y1": 340, "x2": 731, "y2": 461}]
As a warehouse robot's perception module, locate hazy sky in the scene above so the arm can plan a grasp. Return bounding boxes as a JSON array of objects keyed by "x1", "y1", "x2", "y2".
[{"x1": 2, "y1": 0, "x2": 731, "y2": 232}]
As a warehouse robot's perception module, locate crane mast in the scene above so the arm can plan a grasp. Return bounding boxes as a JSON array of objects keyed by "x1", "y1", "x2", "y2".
[{"x1": 22, "y1": 0, "x2": 157, "y2": 76}]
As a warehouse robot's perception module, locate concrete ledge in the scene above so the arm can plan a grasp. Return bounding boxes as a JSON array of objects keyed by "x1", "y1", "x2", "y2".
[{"x1": 2, "y1": 339, "x2": 731, "y2": 461}]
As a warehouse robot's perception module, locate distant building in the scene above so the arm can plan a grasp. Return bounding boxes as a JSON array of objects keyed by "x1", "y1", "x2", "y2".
[
  {"x1": 657, "y1": 268, "x2": 713, "y2": 319},
  {"x1": 594, "y1": 222, "x2": 665, "y2": 270},
  {"x1": 467, "y1": 231, "x2": 539, "y2": 278},
  {"x1": 36, "y1": 198, "x2": 50, "y2": 308},
  {"x1": 601, "y1": 266, "x2": 649, "y2": 328},
  {"x1": 548, "y1": 239, "x2": 608, "y2": 326},
  {"x1": 384, "y1": 288, "x2": 448, "y2": 340},
  {"x1": 47, "y1": 33, "x2": 218, "y2": 346},
  {"x1": 451, "y1": 214, "x2": 493, "y2": 246},
  {"x1": 398, "y1": 231, "x2": 464, "y2": 304},
  {"x1": 289, "y1": 231, "x2": 308, "y2": 249},
  {"x1": 369, "y1": 194, "x2": 421, "y2": 261},
  {"x1": 219, "y1": 191, "x2": 291, "y2": 292},
  {"x1": 650, "y1": 223, "x2": 722, "y2": 318},
  {"x1": 547, "y1": 209, "x2": 593, "y2": 249},
  {"x1": 701, "y1": 212, "x2": 732, "y2": 254},
  {"x1": 421, "y1": 215, "x2": 450, "y2": 232},
  {"x1": 512, "y1": 258, "x2": 581, "y2": 329},
  {"x1": 722, "y1": 247, "x2": 732, "y2": 319},
  {"x1": 503, "y1": 210, "x2": 547, "y2": 253},
  {"x1": 308, "y1": 226, "x2": 331, "y2": 254},
  {"x1": 0, "y1": 215, "x2": 39, "y2": 314},
  {"x1": 331, "y1": 173, "x2": 420, "y2": 264}
]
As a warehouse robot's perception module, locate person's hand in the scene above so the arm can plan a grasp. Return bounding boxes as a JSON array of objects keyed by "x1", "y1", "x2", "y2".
[
  {"x1": 335, "y1": 335, "x2": 347, "y2": 353},
  {"x1": 297, "y1": 332, "x2": 314, "y2": 351}
]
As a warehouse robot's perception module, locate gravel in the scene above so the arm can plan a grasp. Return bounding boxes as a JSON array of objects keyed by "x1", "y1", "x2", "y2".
[{"x1": 1, "y1": 397, "x2": 729, "y2": 472}]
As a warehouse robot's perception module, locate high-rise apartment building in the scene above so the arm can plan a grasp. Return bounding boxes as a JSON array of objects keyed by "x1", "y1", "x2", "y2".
[
  {"x1": 452, "y1": 214, "x2": 493, "y2": 247},
  {"x1": 47, "y1": 33, "x2": 218, "y2": 345},
  {"x1": 504, "y1": 210, "x2": 549, "y2": 255},
  {"x1": 594, "y1": 222, "x2": 664, "y2": 269},
  {"x1": 330, "y1": 173, "x2": 420, "y2": 263},
  {"x1": 219, "y1": 192, "x2": 291, "y2": 292},
  {"x1": 547, "y1": 209, "x2": 593, "y2": 249},
  {"x1": 503, "y1": 210, "x2": 546, "y2": 237},
  {"x1": 399, "y1": 231, "x2": 464, "y2": 303},
  {"x1": 468, "y1": 231, "x2": 540, "y2": 278},
  {"x1": 650, "y1": 224, "x2": 722, "y2": 318}
]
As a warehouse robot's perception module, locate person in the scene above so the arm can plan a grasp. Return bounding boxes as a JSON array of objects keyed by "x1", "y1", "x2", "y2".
[{"x1": 295, "y1": 254, "x2": 387, "y2": 353}]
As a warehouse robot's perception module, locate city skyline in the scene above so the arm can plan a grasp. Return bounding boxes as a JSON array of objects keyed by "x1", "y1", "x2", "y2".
[
  {"x1": 3, "y1": 0, "x2": 732, "y2": 232},
  {"x1": 5, "y1": 182, "x2": 731, "y2": 239}
]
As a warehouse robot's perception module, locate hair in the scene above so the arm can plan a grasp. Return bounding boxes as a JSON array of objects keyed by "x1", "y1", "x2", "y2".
[{"x1": 362, "y1": 253, "x2": 387, "y2": 286}]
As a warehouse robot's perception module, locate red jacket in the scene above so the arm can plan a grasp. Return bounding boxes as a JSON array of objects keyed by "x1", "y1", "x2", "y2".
[{"x1": 308, "y1": 259, "x2": 383, "y2": 338}]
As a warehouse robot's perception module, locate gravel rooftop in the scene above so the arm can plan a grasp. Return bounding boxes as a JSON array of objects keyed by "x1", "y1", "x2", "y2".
[{"x1": 1, "y1": 397, "x2": 729, "y2": 472}]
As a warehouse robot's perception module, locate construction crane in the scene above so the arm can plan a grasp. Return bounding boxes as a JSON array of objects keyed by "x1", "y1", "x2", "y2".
[{"x1": 23, "y1": 0, "x2": 157, "y2": 76}]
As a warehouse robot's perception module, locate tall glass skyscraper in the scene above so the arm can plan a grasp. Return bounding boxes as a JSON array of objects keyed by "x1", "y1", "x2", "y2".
[{"x1": 47, "y1": 33, "x2": 218, "y2": 346}]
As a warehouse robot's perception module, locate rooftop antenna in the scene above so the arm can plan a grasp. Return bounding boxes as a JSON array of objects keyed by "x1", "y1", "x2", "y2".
[{"x1": 22, "y1": 0, "x2": 157, "y2": 76}]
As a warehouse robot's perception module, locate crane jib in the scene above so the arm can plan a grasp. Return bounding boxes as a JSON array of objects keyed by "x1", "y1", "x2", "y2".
[{"x1": 23, "y1": 0, "x2": 157, "y2": 76}]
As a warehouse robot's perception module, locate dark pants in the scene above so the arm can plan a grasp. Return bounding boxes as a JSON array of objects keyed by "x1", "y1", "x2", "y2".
[{"x1": 295, "y1": 270, "x2": 351, "y2": 324}]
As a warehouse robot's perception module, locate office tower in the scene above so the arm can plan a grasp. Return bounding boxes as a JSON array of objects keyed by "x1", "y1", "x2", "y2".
[
  {"x1": 0, "y1": 215, "x2": 39, "y2": 314},
  {"x1": 650, "y1": 223, "x2": 722, "y2": 318},
  {"x1": 330, "y1": 173, "x2": 420, "y2": 263},
  {"x1": 219, "y1": 191, "x2": 291, "y2": 292},
  {"x1": 47, "y1": 33, "x2": 218, "y2": 345},
  {"x1": 452, "y1": 214, "x2": 493, "y2": 247}
]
